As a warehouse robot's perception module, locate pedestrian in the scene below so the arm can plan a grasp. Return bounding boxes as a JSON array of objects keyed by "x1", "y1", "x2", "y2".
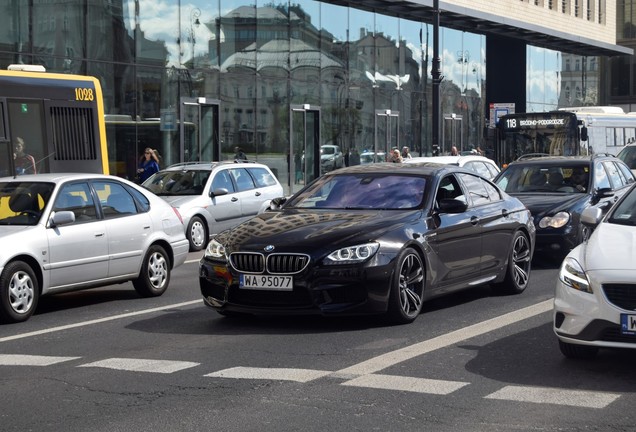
[
  {"x1": 349, "y1": 148, "x2": 360, "y2": 166},
  {"x1": 137, "y1": 147, "x2": 160, "y2": 183},
  {"x1": 387, "y1": 148, "x2": 403, "y2": 163},
  {"x1": 401, "y1": 146, "x2": 412, "y2": 160},
  {"x1": 13, "y1": 136, "x2": 37, "y2": 175},
  {"x1": 234, "y1": 146, "x2": 248, "y2": 161},
  {"x1": 450, "y1": 146, "x2": 459, "y2": 156}
]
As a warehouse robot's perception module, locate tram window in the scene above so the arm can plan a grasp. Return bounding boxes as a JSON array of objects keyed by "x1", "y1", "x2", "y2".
[{"x1": 8, "y1": 101, "x2": 45, "y2": 173}]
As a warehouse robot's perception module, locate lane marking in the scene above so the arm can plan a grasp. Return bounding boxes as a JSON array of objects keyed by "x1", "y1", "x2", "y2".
[
  {"x1": 485, "y1": 385, "x2": 620, "y2": 409},
  {"x1": 205, "y1": 366, "x2": 332, "y2": 382},
  {"x1": 0, "y1": 300, "x2": 201, "y2": 343},
  {"x1": 79, "y1": 358, "x2": 199, "y2": 374},
  {"x1": 342, "y1": 374, "x2": 469, "y2": 394},
  {"x1": 0, "y1": 354, "x2": 80, "y2": 366},
  {"x1": 337, "y1": 299, "x2": 553, "y2": 376}
]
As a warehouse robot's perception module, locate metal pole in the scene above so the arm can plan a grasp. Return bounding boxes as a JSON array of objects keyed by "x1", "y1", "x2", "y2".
[{"x1": 431, "y1": 0, "x2": 443, "y2": 156}]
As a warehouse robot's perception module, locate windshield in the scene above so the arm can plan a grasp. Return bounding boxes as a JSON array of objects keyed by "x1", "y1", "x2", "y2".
[
  {"x1": 285, "y1": 174, "x2": 427, "y2": 210},
  {"x1": 608, "y1": 185, "x2": 636, "y2": 226},
  {"x1": 496, "y1": 164, "x2": 590, "y2": 193},
  {"x1": 0, "y1": 181, "x2": 55, "y2": 225},
  {"x1": 142, "y1": 169, "x2": 210, "y2": 196}
]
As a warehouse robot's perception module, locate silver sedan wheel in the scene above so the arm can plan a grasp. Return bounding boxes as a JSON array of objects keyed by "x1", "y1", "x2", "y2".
[
  {"x1": 148, "y1": 250, "x2": 168, "y2": 290},
  {"x1": 188, "y1": 217, "x2": 207, "y2": 251},
  {"x1": 9, "y1": 270, "x2": 35, "y2": 315}
]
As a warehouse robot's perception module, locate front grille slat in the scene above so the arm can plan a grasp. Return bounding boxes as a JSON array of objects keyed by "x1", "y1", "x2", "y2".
[
  {"x1": 602, "y1": 284, "x2": 636, "y2": 310},
  {"x1": 230, "y1": 252, "x2": 310, "y2": 275}
]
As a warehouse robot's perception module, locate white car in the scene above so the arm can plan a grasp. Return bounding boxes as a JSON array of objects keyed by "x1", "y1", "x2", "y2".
[
  {"x1": 0, "y1": 173, "x2": 189, "y2": 323},
  {"x1": 405, "y1": 155, "x2": 500, "y2": 180},
  {"x1": 143, "y1": 161, "x2": 284, "y2": 251},
  {"x1": 617, "y1": 142, "x2": 636, "y2": 175},
  {"x1": 320, "y1": 145, "x2": 344, "y2": 172},
  {"x1": 554, "y1": 182, "x2": 636, "y2": 358}
]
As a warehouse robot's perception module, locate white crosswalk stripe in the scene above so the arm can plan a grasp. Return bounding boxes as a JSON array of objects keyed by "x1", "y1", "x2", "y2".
[
  {"x1": 78, "y1": 357, "x2": 199, "y2": 374},
  {"x1": 205, "y1": 366, "x2": 332, "y2": 382},
  {"x1": 0, "y1": 354, "x2": 80, "y2": 366},
  {"x1": 341, "y1": 373, "x2": 469, "y2": 395},
  {"x1": 485, "y1": 385, "x2": 620, "y2": 409}
]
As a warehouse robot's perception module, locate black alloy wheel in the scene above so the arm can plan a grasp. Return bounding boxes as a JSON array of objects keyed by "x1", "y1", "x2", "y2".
[{"x1": 387, "y1": 248, "x2": 425, "y2": 324}]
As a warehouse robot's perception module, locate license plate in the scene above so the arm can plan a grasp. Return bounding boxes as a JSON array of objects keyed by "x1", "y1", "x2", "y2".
[
  {"x1": 239, "y1": 274, "x2": 293, "y2": 291},
  {"x1": 620, "y1": 314, "x2": 636, "y2": 335}
]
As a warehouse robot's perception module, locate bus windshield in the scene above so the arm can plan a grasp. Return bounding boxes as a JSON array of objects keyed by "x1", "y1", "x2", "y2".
[{"x1": 496, "y1": 112, "x2": 582, "y2": 166}]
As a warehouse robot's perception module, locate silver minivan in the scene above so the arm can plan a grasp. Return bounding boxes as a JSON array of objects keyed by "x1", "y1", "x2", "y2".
[{"x1": 143, "y1": 161, "x2": 283, "y2": 251}]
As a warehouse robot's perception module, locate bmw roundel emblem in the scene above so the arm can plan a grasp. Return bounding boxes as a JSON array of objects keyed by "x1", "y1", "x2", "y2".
[{"x1": 264, "y1": 245, "x2": 275, "y2": 252}]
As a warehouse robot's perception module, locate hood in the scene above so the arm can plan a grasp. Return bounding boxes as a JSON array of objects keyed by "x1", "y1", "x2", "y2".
[
  {"x1": 582, "y1": 223, "x2": 636, "y2": 270},
  {"x1": 0, "y1": 225, "x2": 33, "y2": 237},
  {"x1": 217, "y1": 209, "x2": 418, "y2": 252},
  {"x1": 160, "y1": 195, "x2": 203, "y2": 208},
  {"x1": 511, "y1": 193, "x2": 587, "y2": 218}
]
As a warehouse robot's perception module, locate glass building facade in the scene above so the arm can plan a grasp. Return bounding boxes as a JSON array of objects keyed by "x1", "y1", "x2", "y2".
[{"x1": 0, "y1": 1, "x2": 602, "y2": 193}]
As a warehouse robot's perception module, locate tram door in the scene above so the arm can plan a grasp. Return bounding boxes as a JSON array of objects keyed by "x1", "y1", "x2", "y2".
[
  {"x1": 289, "y1": 104, "x2": 320, "y2": 195},
  {"x1": 375, "y1": 109, "x2": 399, "y2": 161},
  {"x1": 180, "y1": 97, "x2": 220, "y2": 162}
]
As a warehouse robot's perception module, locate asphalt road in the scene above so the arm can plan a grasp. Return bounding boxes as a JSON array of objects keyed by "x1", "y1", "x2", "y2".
[{"x1": 1, "y1": 253, "x2": 635, "y2": 432}]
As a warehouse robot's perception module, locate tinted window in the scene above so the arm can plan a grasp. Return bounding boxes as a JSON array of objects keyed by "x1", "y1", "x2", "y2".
[
  {"x1": 436, "y1": 174, "x2": 465, "y2": 206},
  {"x1": 289, "y1": 174, "x2": 426, "y2": 210},
  {"x1": 248, "y1": 167, "x2": 278, "y2": 187},
  {"x1": 127, "y1": 186, "x2": 151, "y2": 212},
  {"x1": 95, "y1": 181, "x2": 138, "y2": 219},
  {"x1": 230, "y1": 168, "x2": 256, "y2": 192},
  {"x1": 602, "y1": 161, "x2": 624, "y2": 189},
  {"x1": 465, "y1": 161, "x2": 492, "y2": 179},
  {"x1": 608, "y1": 185, "x2": 636, "y2": 226},
  {"x1": 616, "y1": 161, "x2": 635, "y2": 184},
  {"x1": 593, "y1": 162, "x2": 610, "y2": 189},
  {"x1": 458, "y1": 173, "x2": 490, "y2": 206},
  {"x1": 211, "y1": 170, "x2": 236, "y2": 193},
  {"x1": 617, "y1": 146, "x2": 636, "y2": 169},
  {"x1": 53, "y1": 182, "x2": 97, "y2": 222}
]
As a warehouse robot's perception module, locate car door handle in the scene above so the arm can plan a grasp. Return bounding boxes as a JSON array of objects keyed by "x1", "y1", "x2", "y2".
[
  {"x1": 470, "y1": 216, "x2": 479, "y2": 225},
  {"x1": 95, "y1": 232, "x2": 105, "y2": 237},
  {"x1": 255, "y1": 191, "x2": 261, "y2": 196},
  {"x1": 231, "y1": 197, "x2": 239, "y2": 202},
  {"x1": 502, "y1": 209, "x2": 509, "y2": 217}
]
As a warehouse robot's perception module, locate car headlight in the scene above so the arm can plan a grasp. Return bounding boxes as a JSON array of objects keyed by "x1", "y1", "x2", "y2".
[
  {"x1": 559, "y1": 257, "x2": 592, "y2": 293},
  {"x1": 538, "y1": 211, "x2": 570, "y2": 228},
  {"x1": 324, "y1": 242, "x2": 379, "y2": 265},
  {"x1": 204, "y1": 238, "x2": 227, "y2": 260}
]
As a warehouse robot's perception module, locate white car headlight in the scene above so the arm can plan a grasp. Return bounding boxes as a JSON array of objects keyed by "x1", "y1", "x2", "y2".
[
  {"x1": 559, "y1": 257, "x2": 592, "y2": 293},
  {"x1": 325, "y1": 242, "x2": 379, "y2": 265},
  {"x1": 538, "y1": 211, "x2": 570, "y2": 228},
  {"x1": 205, "y1": 238, "x2": 227, "y2": 259}
]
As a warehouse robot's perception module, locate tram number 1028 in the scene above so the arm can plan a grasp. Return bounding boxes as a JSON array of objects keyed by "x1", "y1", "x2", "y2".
[{"x1": 74, "y1": 87, "x2": 95, "y2": 102}]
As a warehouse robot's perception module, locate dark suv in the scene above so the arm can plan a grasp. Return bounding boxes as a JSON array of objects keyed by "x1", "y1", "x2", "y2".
[{"x1": 494, "y1": 154, "x2": 635, "y2": 259}]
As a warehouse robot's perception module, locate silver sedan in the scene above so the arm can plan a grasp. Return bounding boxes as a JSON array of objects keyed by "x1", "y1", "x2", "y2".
[{"x1": 0, "y1": 173, "x2": 190, "y2": 323}]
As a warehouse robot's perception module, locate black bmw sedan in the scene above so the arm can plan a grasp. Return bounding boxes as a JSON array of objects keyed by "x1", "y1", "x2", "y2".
[{"x1": 200, "y1": 163, "x2": 535, "y2": 324}]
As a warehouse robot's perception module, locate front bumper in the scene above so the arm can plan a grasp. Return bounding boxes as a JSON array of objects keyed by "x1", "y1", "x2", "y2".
[
  {"x1": 553, "y1": 271, "x2": 636, "y2": 349},
  {"x1": 199, "y1": 257, "x2": 394, "y2": 317}
]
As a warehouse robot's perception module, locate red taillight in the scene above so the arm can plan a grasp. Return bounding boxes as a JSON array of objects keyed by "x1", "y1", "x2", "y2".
[{"x1": 172, "y1": 207, "x2": 184, "y2": 224}]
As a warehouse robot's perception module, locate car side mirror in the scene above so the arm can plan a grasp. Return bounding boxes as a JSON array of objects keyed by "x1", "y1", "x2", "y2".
[
  {"x1": 49, "y1": 210, "x2": 75, "y2": 227},
  {"x1": 593, "y1": 187, "x2": 614, "y2": 200},
  {"x1": 580, "y1": 206, "x2": 603, "y2": 227},
  {"x1": 437, "y1": 198, "x2": 468, "y2": 214},
  {"x1": 210, "y1": 187, "x2": 229, "y2": 198}
]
